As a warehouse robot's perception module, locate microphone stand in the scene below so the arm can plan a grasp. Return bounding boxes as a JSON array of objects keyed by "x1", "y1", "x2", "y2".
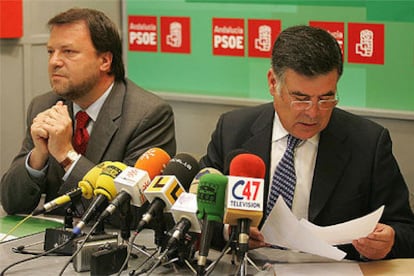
[
  {"x1": 210, "y1": 225, "x2": 261, "y2": 276},
  {"x1": 145, "y1": 231, "x2": 198, "y2": 275},
  {"x1": 204, "y1": 227, "x2": 236, "y2": 276}
]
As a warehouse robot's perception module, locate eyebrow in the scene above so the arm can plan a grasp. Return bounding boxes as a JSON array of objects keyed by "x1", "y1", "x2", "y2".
[{"x1": 289, "y1": 90, "x2": 336, "y2": 98}]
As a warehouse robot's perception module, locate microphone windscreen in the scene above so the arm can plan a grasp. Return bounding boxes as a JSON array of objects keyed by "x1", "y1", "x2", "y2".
[
  {"x1": 78, "y1": 161, "x2": 111, "y2": 199},
  {"x1": 134, "y1": 147, "x2": 171, "y2": 179},
  {"x1": 229, "y1": 153, "x2": 266, "y2": 178},
  {"x1": 94, "y1": 161, "x2": 128, "y2": 200},
  {"x1": 196, "y1": 173, "x2": 228, "y2": 223},
  {"x1": 189, "y1": 167, "x2": 222, "y2": 194},
  {"x1": 162, "y1": 153, "x2": 200, "y2": 191},
  {"x1": 223, "y1": 149, "x2": 250, "y2": 174}
]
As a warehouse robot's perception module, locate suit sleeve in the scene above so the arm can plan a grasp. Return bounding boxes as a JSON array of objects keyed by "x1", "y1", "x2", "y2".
[
  {"x1": 373, "y1": 128, "x2": 414, "y2": 258},
  {"x1": 121, "y1": 100, "x2": 176, "y2": 166},
  {"x1": 0, "y1": 100, "x2": 45, "y2": 214},
  {"x1": 199, "y1": 114, "x2": 225, "y2": 172}
]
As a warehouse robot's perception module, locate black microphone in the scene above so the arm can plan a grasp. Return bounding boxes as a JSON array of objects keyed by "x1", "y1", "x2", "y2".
[{"x1": 136, "y1": 153, "x2": 200, "y2": 233}]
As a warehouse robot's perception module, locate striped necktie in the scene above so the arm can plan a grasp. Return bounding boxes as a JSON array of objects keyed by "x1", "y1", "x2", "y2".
[{"x1": 266, "y1": 134, "x2": 301, "y2": 218}]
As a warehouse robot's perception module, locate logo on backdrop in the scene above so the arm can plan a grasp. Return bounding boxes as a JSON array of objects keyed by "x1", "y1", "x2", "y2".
[
  {"x1": 161, "y1": 16, "x2": 191, "y2": 54},
  {"x1": 128, "y1": 15, "x2": 158, "y2": 52},
  {"x1": 212, "y1": 18, "x2": 245, "y2": 56},
  {"x1": 248, "y1": 19, "x2": 281, "y2": 58}
]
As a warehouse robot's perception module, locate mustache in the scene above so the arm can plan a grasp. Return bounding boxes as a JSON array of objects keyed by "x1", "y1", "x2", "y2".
[{"x1": 298, "y1": 116, "x2": 319, "y2": 125}]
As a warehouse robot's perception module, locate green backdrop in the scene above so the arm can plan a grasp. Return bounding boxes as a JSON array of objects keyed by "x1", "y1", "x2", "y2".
[{"x1": 126, "y1": 0, "x2": 414, "y2": 113}]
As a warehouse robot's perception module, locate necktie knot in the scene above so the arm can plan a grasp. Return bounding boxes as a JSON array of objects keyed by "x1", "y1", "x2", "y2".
[
  {"x1": 76, "y1": 111, "x2": 89, "y2": 129},
  {"x1": 287, "y1": 134, "x2": 301, "y2": 150},
  {"x1": 73, "y1": 111, "x2": 90, "y2": 155}
]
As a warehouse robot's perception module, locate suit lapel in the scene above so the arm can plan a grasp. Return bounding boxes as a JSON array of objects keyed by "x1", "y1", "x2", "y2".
[
  {"x1": 85, "y1": 81, "x2": 125, "y2": 163},
  {"x1": 308, "y1": 113, "x2": 351, "y2": 222},
  {"x1": 241, "y1": 103, "x2": 274, "y2": 208}
]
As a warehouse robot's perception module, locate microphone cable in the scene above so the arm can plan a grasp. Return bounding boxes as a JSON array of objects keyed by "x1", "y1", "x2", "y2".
[
  {"x1": 205, "y1": 227, "x2": 236, "y2": 276},
  {"x1": 0, "y1": 234, "x2": 74, "y2": 276},
  {"x1": 115, "y1": 230, "x2": 139, "y2": 276},
  {"x1": 57, "y1": 218, "x2": 102, "y2": 276},
  {"x1": 11, "y1": 240, "x2": 67, "y2": 256},
  {"x1": 0, "y1": 213, "x2": 33, "y2": 242},
  {"x1": 128, "y1": 247, "x2": 158, "y2": 276}
]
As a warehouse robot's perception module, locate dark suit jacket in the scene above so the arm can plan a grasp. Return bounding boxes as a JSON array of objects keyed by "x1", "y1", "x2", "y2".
[
  {"x1": 200, "y1": 102, "x2": 414, "y2": 260},
  {"x1": 1, "y1": 79, "x2": 176, "y2": 222}
]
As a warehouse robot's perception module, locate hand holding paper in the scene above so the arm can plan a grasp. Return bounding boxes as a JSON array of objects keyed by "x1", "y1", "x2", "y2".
[{"x1": 261, "y1": 197, "x2": 384, "y2": 260}]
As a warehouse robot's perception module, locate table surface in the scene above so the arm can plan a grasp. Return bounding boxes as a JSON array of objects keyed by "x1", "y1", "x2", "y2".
[
  {"x1": 1, "y1": 229, "x2": 414, "y2": 275},
  {"x1": 1, "y1": 206, "x2": 413, "y2": 276}
]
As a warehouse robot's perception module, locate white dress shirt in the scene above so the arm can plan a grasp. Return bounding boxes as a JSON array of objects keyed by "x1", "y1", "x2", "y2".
[{"x1": 270, "y1": 112, "x2": 319, "y2": 220}]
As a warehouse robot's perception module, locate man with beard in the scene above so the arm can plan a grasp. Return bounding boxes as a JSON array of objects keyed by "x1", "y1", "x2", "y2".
[{"x1": 0, "y1": 8, "x2": 176, "y2": 221}]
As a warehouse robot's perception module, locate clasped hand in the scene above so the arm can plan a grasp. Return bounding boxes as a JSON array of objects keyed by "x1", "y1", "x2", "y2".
[{"x1": 30, "y1": 101, "x2": 73, "y2": 169}]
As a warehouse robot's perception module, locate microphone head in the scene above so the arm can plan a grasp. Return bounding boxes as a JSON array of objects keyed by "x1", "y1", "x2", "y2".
[
  {"x1": 94, "y1": 161, "x2": 127, "y2": 200},
  {"x1": 189, "y1": 167, "x2": 222, "y2": 194},
  {"x1": 225, "y1": 153, "x2": 265, "y2": 227},
  {"x1": 134, "y1": 147, "x2": 171, "y2": 179},
  {"x1": 78, "y1": 161, "x2": 111, "y2": 199},
  {"x1": 196, "y1": 173, "x2": 228, "y2": 223},
  {"x1": 114, "y1": 166, "x2": 151, "y2": 207},
  {"x1": 229, "y1": 153, "x2": 266, "y2": 178},
  {"x1": 162, "y1": 153, "x2": 200, "y2": 191},
  {"x1": 223, "y1": 149, "x2": 250, "y2": 174},
  {"x1": 171, "y1": 192, "x2": 201, "y2": 233}
]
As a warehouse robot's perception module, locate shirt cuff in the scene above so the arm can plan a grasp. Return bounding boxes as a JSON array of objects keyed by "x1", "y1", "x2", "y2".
[
  {"x1": 25, "y1": 151, "x2": 48, "y2": 179},
  {"x1": 62, "y1": 154, "x2": 81, "y2": 181}
]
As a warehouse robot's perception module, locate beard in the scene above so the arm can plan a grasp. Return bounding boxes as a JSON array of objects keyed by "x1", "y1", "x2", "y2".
[{"x1": 50, "y1": 72, "x2": 100, "y2": 101}]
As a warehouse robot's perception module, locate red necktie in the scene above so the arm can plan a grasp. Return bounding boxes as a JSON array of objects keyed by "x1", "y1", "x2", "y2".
[{"x1": 73, "y1": 111, "x2": 90, "y2": 155}]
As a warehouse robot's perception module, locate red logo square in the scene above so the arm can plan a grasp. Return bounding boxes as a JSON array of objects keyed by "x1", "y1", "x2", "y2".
[
  {"x1": 348, "y1": 23, "x2": 384, "y2": 65},
  {"x1": 248, "y1": 19, "x2": 281, "y2": 58},
  {"x1": 309, "y1": 21, "x2": 345, "y2": 54},
  {"x1": 212, "y1": 18, "x2": 245, "y2": 57},
  {"x1": 128, "y1": 16, "x2": 158, "y2": 52},
  {"x1": 160, "y1": 16, "x2": 191, "y2": 54}
]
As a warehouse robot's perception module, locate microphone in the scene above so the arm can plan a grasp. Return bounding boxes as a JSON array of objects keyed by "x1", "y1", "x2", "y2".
[
  {"x1": 196, "y1": 173, "x2": 228, "y2": 275},
  {"x1": 224, "y1": 153, "x2": 265, "y2": 254},
  {"x1": 32, "y1": 161, "x2": 111, "y2": 216},
  {"x1": 134, "y1": 147, "x2": 171, "y2": 179},
  {"x1": 98, "y1": 148, "x2": 171, "y2": 220},
  {"x1": 189, "y1": 167, "x2": 222, "y2": 194},
  {"x1": 170, "y1": 192, "x2": 201, "y2": 234},
  {"x1": 223, "y1": 149, "x2": 250, "y2": 175},
  {"x1": 162, "y1": 192, "x2": 200, "y2": 253},
  {"x1": 72, "y1": 161, "x2": 127, "y2": 235},
  {"x1": 136, "y1": 153, "x2": 199, "y2": 233}
]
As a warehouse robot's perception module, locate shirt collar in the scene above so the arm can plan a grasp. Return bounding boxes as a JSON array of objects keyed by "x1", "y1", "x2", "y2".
[
  {"x1": 271, "y1": 111, "x2": 320, "y2": 146},
  {"x1": 72, "y1": 82, "x2": 114, "y2": 121}
]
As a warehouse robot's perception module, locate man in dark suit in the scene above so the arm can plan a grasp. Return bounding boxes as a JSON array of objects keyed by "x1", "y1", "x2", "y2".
[
  {"x1": 0, "y1": 8, "x2": 176, "y2": 221},
  {"x1": 200, "y1": 25, "x2": 414, "y2": 260}
]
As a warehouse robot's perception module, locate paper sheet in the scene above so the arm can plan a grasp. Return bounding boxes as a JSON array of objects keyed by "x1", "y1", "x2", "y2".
[
  {"x1": 270, "y1": 262, "x2": 363, "y2": 276},
  {"x1": 261, "y1": 197, "x2": 384, "y2": 261},
  {"x1": 299, "y1": 205, "x2": 384, "y2": 245}
]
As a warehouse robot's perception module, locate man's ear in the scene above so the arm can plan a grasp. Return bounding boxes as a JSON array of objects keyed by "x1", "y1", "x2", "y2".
[
  {"x1": 99, "y1": 51, "x2": 113, "y2": 73},
  {"x1": 267, "y1": 68, "x2": 277, "y2": 96}
]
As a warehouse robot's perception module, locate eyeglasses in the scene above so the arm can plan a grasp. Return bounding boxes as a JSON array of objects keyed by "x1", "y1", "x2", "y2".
[{"x1": 286, "y1": 90, "x2": 339, "y2": 111}]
